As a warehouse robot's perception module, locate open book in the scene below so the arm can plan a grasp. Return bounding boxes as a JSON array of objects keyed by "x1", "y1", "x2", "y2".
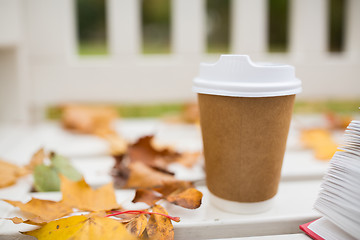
[{"x1": 300, "y1": 120, "x2": 360, "y2": 240}]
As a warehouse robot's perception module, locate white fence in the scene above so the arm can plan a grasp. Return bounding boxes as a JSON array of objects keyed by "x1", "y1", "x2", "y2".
[{"x1": 0, "y1": 0, "x2": 360, "y2": 122}]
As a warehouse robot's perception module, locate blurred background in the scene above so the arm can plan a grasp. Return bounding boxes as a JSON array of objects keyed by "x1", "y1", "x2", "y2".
[{"x1": 0, "y1": 0, "x2": 359, "y2": 123}]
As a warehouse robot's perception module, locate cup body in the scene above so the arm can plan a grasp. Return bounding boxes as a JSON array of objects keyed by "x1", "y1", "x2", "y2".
[{"x1": 198, "y1": 93, "x2": 295, "y2": 212}]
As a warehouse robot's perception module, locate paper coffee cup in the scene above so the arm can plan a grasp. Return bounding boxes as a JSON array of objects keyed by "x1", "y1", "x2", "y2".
[{"x1": 193, "y1": 55, "x2": 301, "y2": 213}]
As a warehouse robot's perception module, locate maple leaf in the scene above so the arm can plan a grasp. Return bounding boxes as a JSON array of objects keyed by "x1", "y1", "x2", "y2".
[
  {"x1": 3, "y1": 198, "x2": 73, "y2": 223},
  {"x1": 60, "y1": 175, "x2": 120, "y2": 212},
  {"x1": 133, "y1": 182, "x2": 203, "y2": 209},
  {"x1": 23, "y1": 213, "x2": 136, "y2": 240},
  {"x1": 0, "y1": 148, "x2": 45, "y2": 189}
]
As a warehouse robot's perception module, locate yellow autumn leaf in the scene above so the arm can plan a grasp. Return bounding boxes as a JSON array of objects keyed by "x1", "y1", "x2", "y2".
[
  {"x1": 3, "y1": 198, "x2": 73, "y2": 223},
  {"x1": 0, "y1": 160, "x2": 28, "y2": 188},
  {"x1": 23, "y1": 214, "x2": 136, "y2": 240},
  {"x1": 301, "y1": 129, "x2": 338, "y2": 160},
  {"x1": 144, "y1": 205, "x2": 174, "y2": 240},
  {"x1": 126, "y1": 214, "x2": 148, "y2": 237},
  {"x1": 60, "y1": 175, "x2": 120, "y2": 211},
  {"x1": 26, "y1": 148, "x2": 45, "y2": 171}
]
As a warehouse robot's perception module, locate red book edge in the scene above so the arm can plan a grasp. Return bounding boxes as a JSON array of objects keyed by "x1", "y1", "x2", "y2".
[{"x1": 299, "y1": 219, "x2": 325, "y2": 240}]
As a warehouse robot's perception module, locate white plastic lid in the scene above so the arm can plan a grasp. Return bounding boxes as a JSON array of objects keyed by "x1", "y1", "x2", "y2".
[{"x1": 193, "y1": 55, "x2": 302, "y2": 97}]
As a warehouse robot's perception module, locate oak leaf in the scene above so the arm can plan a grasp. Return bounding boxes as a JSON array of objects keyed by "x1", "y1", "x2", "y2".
[
  {"x1": 3, "y1": 198, "x2": 73, "y2": 223},
  {"x1": 60, "y1": 175, "x2": 120, "y2": 211},
  {"x1": 23, "y1": 213, "x2": 136, "y2": 240}
]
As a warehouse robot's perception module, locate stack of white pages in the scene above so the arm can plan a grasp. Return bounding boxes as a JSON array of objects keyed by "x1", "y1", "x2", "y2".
[{"x1": 300, "y1": 120, "x2": 360, "y2": 240}]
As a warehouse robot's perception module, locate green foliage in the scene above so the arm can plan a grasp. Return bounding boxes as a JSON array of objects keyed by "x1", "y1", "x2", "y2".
[
  {"x1": 329, "y1": 0, "x2": 346, "y2": 52},
  {"x1": 33, "y1": 153, "x2": 82, "y2": 192},
  {"x1": 206, "y1": 0, "x2": 230, "y2": 53},
  {"x1": 268, "y1": 0, "x2": 289, "y2": 52}
]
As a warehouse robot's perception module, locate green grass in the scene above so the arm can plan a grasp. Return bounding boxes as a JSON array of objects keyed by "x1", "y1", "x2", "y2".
[
  {"x1": 46, "y1": 100, "x2": 360, "y2": 120},
  {"x1": 78, "y1": 42, "x2": 108, "y2": 56},
  {"x1": 294, "y1": 100, "x2": 360, "y2": 114},
  {"x1": 46, "y1": 103, "x2": 184, "y2": 120}
]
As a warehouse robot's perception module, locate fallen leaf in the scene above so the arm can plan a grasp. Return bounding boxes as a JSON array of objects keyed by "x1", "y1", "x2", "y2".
[
  {"x1": 0, "y1": 160, "x2": 28, "y2": 188},
  {"x1": 23, "y1": 213, "x2": 136, "y2": 240},
  {"x1": 7, "y1": 217, "x2": 45, "y2": 226},
  {"x1": 33, "y1": 152, "x2": 82, "y2": 192},
  {"x1": 3, "y1": 198, "x2": 73, "y2": 223},
  {"x1": 99, "y1": 132, "x2": 128, "y2": 156},
  {"x1": 33, "y1": 164, "x2": 61, "y2": 192},
  {"x1": 60, "y1": 175, "x2": 120, "y2": 211},
  {"x1": 125, "y1": 162, "x2": 179, "y2": 189},
  {"x1": 301, "y1": 129, "x2": 338, "y2": 160},
  {"x1": 166, "y1": 188, "x2": 203, "y2": 209},
  {"x1": 173, "y1": 152, "x2": 201, "y2": 168},
  {"x1": 133, "y1": 182, "x2": 203, "y2": 209},
  {"x1": 128, "y1": 135, "x2": 179, "y2": 169},
  {"x1": 51, "y1": 153, "x2": 82, "y2": 181},
  {"x1": 126, "y1": 214, "x2": 148, "y2": 237},
  {"x1": 144, "y1": 205, "x2": 174, "y2": 240},
  {"x1": 182, "y1": 102, "x2": 200, "y2": 124},
  {"x1": 26, "y1": 148, "x2": 45, "y2": 171},
  {"x1": 325, "y1": 112, "x2": 352, "y2": 129},
  {"x1": 62, "y1": 104, "x2": 117, "y2": 134},
  {"x1": 132, "y1": 189, "x2": 162, "y2": 206}
]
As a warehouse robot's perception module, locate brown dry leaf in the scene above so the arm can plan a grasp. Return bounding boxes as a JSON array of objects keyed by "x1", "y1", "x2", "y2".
[
  {"x1": 144, "y1": 205, "x2": 174, "y2": 240},
  {"x1": 128, "y1": 135, "x2": 201, "y2": 169},
  {"x1": 99, "y1": 132, "x2": 128, "y2": 156},
  {"x1": 175, "y1": 152, "x2": 201, "y2": 168},
  {"x1": 23, "y1": 213, "x2": 136, "y2": 240},
  {"x1": 62, "y1": 104, "x2": 117, "y2": 134},
  {"x1": 0, "y1": 160, "x2": 28, "y2": 188},
  {"x1": 301, "y1": 129, "x2": 338, "y2": 160},
  {"x1": 126, "y1": 214, "x2": 148, "y2": 237},
  {"x1": 132, "y1": 189, "x2": 162, "y2": 206},
  {"x1": 125, "y1": 162, "x2": 179, "y2": 189},
  {"x1": 3, "y1": 198, "x2": 73, "y2": 223},
  {"x1": 128, "y1": 135, "x2": 179, "y2": 168},
  {"x1": 60, "y1": 175, "x2": 120, "y2": 211},
  {"x1": 133, "y1": 182, "x2": 203, "y2": 209},
  {"x1": 166, "y1": 188, "x2": 203, "y2": 209},
  {"x1": 182, "y1": 102, "x2": 200, "y2": 124},
  {"x1": 26, "y1": 148, "x2": 45, "y2": 171}
]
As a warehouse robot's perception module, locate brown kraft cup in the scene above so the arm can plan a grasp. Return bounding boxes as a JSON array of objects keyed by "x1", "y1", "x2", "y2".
[{"x1": 193, "y1": 55, "x2": 302, "y2": 213}]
